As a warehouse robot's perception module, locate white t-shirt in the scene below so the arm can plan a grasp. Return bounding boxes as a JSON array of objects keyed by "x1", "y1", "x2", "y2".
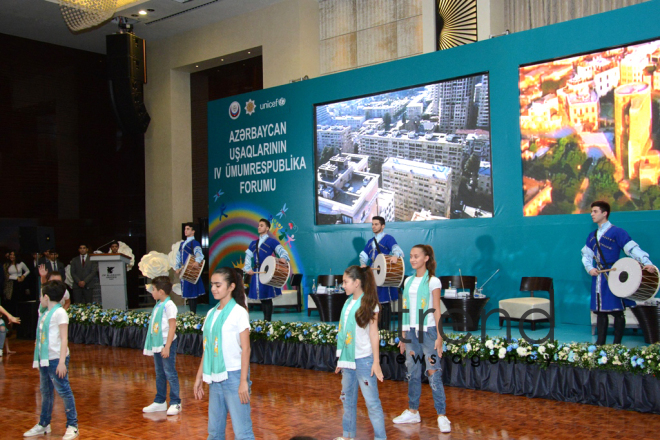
[
  {"x1": 406, "y1": 276, "x2": 441, "y2": 330},
  {"x1": 341, "y1": 299, "x2": 379, "y2": 360},
  {"x1": 159, "y1": 300, "x2": 178, "y2": 343},
  {"x1": 202, "y1": 304, "x2": 250, "y2": 373},
  {"x1": 37, "y1": 307, "x2": 70, "y2": 360}
]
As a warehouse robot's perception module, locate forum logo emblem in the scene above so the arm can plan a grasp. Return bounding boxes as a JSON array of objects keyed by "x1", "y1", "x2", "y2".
[
  {"x1": 245, "y1": 99, "x2": 256, "y2": 116},
  {"x1": 229, "y1": 101, "x2": 241, "y2": 119}
]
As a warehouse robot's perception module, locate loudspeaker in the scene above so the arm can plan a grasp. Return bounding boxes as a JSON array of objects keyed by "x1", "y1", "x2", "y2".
[
  {"x1": 19, "y1": 227, "x2": 55, "y2": 253},
  {"x1": 106, "y1": 33, "x2": 150, "y2": 135}
]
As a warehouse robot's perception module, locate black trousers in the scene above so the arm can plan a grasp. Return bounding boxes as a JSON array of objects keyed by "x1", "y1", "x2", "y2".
[
  {"x1": 187, "y1": 298, "x2": 198, "y2": 315},
  {"x1": 595, "y1": 310, "x2": 625, "y2": 345},
  {"x1": 378, "y1": 302, "x2": 392, "y2": 331},
  {"x1": 261, "y1": 299, "x2": 273, "y2": 322}
]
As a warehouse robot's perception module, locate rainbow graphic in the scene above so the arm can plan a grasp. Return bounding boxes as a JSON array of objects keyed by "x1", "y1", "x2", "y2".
[{"x1": 209, "y1": 201, "x2": 304, "y2": 279}]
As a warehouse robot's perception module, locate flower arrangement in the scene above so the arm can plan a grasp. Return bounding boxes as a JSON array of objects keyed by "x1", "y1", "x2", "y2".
[
  {"x1": 117, "y1": 241, "x2": 135, "y2": 271},
  {"x1": 138, "y1": 251, "x2": 170, "y2": 279},
  {"x1": 66, "y1": 305, "x2": 660, "y2": 376}
]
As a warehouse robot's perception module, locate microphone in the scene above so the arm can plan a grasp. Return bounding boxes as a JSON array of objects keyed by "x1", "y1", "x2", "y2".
[{"x1": 95, "y1": 240, "x2": 115, "y2": 253}]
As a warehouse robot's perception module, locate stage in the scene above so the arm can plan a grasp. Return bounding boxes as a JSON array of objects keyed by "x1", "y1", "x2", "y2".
[{"x1": 2, "y1": 339, "x2": 660, "y2": 440}]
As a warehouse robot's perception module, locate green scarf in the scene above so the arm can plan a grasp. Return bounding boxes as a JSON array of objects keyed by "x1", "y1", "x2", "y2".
[
  {"x1": 336, "y1": 294, "x2": 363, "y2": 369},
  {"x1": 143, "y1": 296, "x2": 172, "y2": 356},
  {"x1": 33, "y1": 304, "x2": 62, "y2": 368},
  {"x1": 202, "y1": 297, "x2": 237, "y2": 383},
  {"x1": 402, "y1": 271, "x2": 430, "y2": 331}
]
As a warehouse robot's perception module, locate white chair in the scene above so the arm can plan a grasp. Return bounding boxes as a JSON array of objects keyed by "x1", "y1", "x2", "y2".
[{"x1": 499, "y1": 277, "x2": 554, "y2": 331}]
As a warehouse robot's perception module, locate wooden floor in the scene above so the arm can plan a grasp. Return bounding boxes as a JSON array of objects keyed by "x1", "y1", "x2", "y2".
[{"x1": 1, "y1": 338, "x2": 660, "y2": 439}]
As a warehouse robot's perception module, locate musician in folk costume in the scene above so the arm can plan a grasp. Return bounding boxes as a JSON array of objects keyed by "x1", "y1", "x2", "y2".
[
  {"x1": 174, "y1": 223, "x2": 205, "y2": 314},
  {"x1": 359, "y1": 216, "x2": 404, "y2": 330},
  {"x1": 243, "y1": 218, "x2": 290, "y2": 322},
  {"x1": 581, "y1": 201, "x2": 656, "y2": 345}
]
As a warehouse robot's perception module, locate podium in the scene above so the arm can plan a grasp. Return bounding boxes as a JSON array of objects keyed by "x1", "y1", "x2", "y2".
[{"x1": 90, "y1": 253, "x2": 131, "y2": 310}]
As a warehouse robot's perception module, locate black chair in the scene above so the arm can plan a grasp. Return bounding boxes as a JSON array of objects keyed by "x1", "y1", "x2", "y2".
[
  {"x1": 289, "y1": 273, "x2": 303, "y2": 313},
  {"x1": 439, "y1": 275, "x2": 477, "y2": 298}
]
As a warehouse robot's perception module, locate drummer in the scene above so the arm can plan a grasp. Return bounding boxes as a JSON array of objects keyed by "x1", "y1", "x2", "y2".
[
  {"x1": 360, "y1": 216, "x2": 404, "y2": 330},
  {"x1": 244, "y1": 218, "x2": 290, "y2": 322},
  {"x1": 581, "y1": 200, "x2": 656, "y2": 346},
  {"x1": 175, "y1": 223, "x2": 205, "y2": 315}
]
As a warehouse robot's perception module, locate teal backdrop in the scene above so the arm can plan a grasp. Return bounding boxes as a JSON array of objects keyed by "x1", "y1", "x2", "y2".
[{"x1": 208, "y1": 1, "x2": 660, "y2": 328}]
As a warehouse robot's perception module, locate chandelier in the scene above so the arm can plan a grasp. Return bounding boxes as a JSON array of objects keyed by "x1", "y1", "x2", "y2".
[{"x1": 59, "y1": 0, "x2": 118, "y2": 32}]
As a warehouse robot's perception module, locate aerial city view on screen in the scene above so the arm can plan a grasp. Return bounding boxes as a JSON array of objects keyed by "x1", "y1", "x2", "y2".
[
  {"x1": 315, "y1": 74, "x2": 492, "y2": 225},
  {"x1": 520, "y1": 39, "x2": 660, "y2": 216}
]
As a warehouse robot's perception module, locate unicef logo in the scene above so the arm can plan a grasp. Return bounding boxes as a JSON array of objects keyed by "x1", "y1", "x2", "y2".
[
  {"x1": 229, "y1": 101, "x2": 241, "y2": 119},
  {"x1": 278, "y1": 97, "x2": 286, "y2": 106}
]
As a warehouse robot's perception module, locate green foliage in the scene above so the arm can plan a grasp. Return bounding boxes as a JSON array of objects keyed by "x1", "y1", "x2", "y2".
[
  {"x1": 319, "y1": 146, "x2": 335, "y2": 165},
  {"x1": 383, "y1": 113, "x2": 392, "y2": 130}
]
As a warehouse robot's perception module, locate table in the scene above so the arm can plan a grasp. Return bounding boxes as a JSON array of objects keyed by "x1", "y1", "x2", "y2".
[
  {"x1": 441, "y1": 297, "x2": 490, "y2": 331},
  {"x1": 310, "y1": 293, "x2": 348, "y2": 322},
  {"x1": 630, "y1": 305, "x2": 660, "y2": 344}
]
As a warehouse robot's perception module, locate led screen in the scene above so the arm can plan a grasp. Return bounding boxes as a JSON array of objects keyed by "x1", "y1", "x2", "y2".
[
  {"x1": 314, "y1": 73, "x2": 493, "y2": 225},
  {"x1": 520, "y1": 39, "x2": 660, "y2": 216}
]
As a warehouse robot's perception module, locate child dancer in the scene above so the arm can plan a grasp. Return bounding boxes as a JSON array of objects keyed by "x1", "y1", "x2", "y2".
[
  {"x1": 143, "y1": 276, "x2": 181, "y2": 415},
  {"x1": 194, "y1": 267, "x2": 254, "y2": 440},
  {"x1": 0, "y1": 304, "x2": 20, "y2": 357},
  {"x1": 393, "y1": 244, "x2": 450, "y2": 433},
  {"x1": 24, "y1": 280, "x2": 79, "y2": 439},
  {"x1": 334, "y1": 266, "x2": 386, "y2": 440}
]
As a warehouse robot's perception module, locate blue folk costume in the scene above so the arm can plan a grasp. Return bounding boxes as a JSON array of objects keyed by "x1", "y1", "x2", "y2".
[
  {"x1": 246, "y1": 236, "x2": 289, "y2": 300},
  {"x1": 582, "y1": 222, "x2": 652, "y2": 312},
  {"x1": 176, "y1": 238, "x2": 205, "y2": 299},
  {"x1": 359, "y1": 233, "x2": 404, "y2": 303}
]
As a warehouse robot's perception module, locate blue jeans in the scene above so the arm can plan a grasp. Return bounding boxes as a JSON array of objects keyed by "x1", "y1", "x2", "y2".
[
  {"x1": 208, "y1": 370, "x2": 254, "y2": 440},
  {"x1": 153, "y1": 337, "x2": 180, "y2": 405},
  {"x1": 39, "y1": 356, "x2": 78, "y2": 428},
  {"x1": 405, "y1": 327, "x2": 446, "y2": 415},
  {"x1": 0, "y1": 318, "x2": 6, "y2": 352},
  {"x1": 340, "y1": 355, "x2": 387, "y2": 440}
]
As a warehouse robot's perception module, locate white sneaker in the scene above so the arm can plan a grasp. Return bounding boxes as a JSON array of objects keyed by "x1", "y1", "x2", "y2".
[
  {"x1": 23, "y1": 424, "x2": 51, "y2": 437},
  {"x1": 437, "y1": 415, "x2": 451, "y2": 433},
  {"x1": 393, "y1": 409, "x2": 421, "y2": 424},
  {"x1": 166, "y1": 403, "x2": 181, "y2": 415},
  {"x1": 143, "y1": 402, "x2": 167, "y2": 413},
  {"x1": 63, "y1": 426, "x2": 79, "y2": 440}
]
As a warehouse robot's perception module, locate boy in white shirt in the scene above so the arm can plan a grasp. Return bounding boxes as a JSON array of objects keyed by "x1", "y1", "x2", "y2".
[
  {"x1": 24, "y1": 280, "x2": 79, "y2": 440},
  {"x1": 142, "y1": 276, "x2": 182, "y2": 415}
]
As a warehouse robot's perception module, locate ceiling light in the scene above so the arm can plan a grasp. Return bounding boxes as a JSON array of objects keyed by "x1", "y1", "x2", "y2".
[
  {"x1": 138, "y1": 10, "x2": 147, "y2": 15},
  {"x1": 247, "y1": 51, "x2": 251, "y2": 54},
  {"x1": 221, "y1": 58, "x2": 224, "y2": 61},
  {"x1": 195, "y1": 65, "x2": 199, "y2": 67}
]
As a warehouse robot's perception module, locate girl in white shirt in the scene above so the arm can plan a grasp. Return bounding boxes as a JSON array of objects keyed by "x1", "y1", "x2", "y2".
[
  {"x1": 194, "y1": 267, "x2": 254, "y2": 440},
  {"x1": 334, "y1": 265, "x2": 386, "y2": 440},
  {"x1": 393, "y1": 244, "x2": 450, "y2": 433}
]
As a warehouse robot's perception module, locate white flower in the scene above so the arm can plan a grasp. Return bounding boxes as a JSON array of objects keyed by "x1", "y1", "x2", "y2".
[
  {"x1": 168, "y1": 241, "x2": 183, "y2": 269},
  {"x1": 538, "y1": 346, "x2": 546, "y2": 354},
  {"x1": 138, "y1": 251, "x2": 170, "y2": 279},
  {"x1": 485, "y1": 340, "x2": 494, "y2": 349},
  {"x1": 516, "y1": 347, "x2": 527, "y2": 357},
  {"x1": 498, "y1": 347, "x2": 506, "y2": 359},
  {"x1": 116, "y1": 241, "x2": 136, "y2": 270}
]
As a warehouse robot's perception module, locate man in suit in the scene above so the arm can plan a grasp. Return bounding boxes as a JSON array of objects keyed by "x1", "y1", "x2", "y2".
[
  {"x1": 70, "y1": 244, "x2": 99, "y2": 304},
  {"x1": 45, "y1": 249, "x2": 64, "y2": 275}
]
